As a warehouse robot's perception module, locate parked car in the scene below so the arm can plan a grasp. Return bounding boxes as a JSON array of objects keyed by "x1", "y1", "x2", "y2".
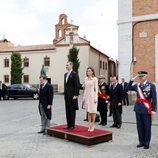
[{"x1": 6, "y1": 84, "x2": 39, "y2": 100}]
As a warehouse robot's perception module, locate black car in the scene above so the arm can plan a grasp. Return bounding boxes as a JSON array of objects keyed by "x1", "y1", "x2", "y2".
[{"x1": 6, "y1": 84, "x2": 39, "y2": 100}]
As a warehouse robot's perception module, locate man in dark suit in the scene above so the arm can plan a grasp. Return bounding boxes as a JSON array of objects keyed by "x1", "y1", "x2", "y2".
[
  {"x1": 121, "y1": 78, "x2": 129, "y2": 106},
  {"x1": 64, "y1": 61, "x2": 80, "y2": 130},
  {"x1": 38, "y1": 75, "x2": 54, "y2": 135},
  {"x1": 108, "y1": 76, "x2": 113, "y2": 116},
  {"x1": 0, "y1": 81, "x2": 7, "y2": 100},
  {"x1": 110, "y1": 76, "x2": 123, "y2": 129},
  {"x1": 126, "y1": 71, "x2": 157, "y2": 149},
  {"x1": 97, "y1": 75, "x2": 110, "y2": 126}
]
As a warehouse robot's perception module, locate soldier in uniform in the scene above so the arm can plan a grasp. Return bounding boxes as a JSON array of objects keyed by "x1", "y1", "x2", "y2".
[
  {"x1": 126, "y1": 71, "x2": 157, "y2": 149},
  {"x1": 97, "y1": 75, "x2": 109, "y2": 126}
]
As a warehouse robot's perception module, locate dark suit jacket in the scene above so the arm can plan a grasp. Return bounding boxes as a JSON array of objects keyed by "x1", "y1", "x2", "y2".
[
  {"x1": 64, "y1": 71, "x2": 80, "y2": 110},
  {"x1": 0, "y1": 83, "x2": 7, "y2": 95},
  {"x1": 110, "y1": 83, "x2": 123, "y2": 113},
  {"x1": 39, "y1": 82, "x2": 54, "y2": 120},
  {"x1": 121, "y1": 82, "x2": 128, "y2": 97},
  {"x1": 126, "y1": 80, "x2": 157, "y2": 114}
]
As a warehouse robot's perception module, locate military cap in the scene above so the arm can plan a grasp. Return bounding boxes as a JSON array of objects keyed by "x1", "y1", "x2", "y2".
[
  {"x1": 137, "y1": 71, "x2": 148, "y2": 77},
  {"x1": 99, "y1": 75, "x2": 105, "y2": 79}
]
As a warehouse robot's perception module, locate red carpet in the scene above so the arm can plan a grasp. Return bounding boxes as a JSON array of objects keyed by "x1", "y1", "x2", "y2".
[{"x1": 48, "y1": 124, "x2": 111, "y2": 138}]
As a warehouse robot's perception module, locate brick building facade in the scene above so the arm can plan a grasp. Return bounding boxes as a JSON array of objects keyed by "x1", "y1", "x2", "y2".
[{"x1": 118, "y1": 0, "x2": 158, "y2": 83}]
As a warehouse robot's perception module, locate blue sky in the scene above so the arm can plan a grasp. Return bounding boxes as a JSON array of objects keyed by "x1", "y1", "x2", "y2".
[{"x1": 0, "y1": 0, "x2": 118, "y2": 58}]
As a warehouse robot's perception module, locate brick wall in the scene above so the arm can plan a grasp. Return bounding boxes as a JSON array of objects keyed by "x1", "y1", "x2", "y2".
[
  {"x1": 133, "y1": 20, "x2": 158, "y2": 81},
  {"x1": 133, "y1": 0, "x2": 158, "y2": 16}
]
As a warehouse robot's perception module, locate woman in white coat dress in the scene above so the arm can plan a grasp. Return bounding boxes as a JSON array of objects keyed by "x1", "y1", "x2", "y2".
[{"x1": 83, "y1": 67, "x2": 98, "y2": 132}]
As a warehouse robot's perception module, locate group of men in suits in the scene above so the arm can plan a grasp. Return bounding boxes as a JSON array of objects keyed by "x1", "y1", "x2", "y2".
[{"x1": 97, "y1": 75, "x2": 123, "y2": 129}]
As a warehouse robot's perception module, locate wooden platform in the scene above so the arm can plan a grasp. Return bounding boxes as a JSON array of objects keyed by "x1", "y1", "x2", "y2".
[{"x1": 47, "y1": 124, "x2": 112, "y2": 146}]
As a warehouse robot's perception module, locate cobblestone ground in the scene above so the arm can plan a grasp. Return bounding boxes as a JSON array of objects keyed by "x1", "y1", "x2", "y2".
[{"x1": 0, "y1": 95, "x2": 158, "y2": 158}]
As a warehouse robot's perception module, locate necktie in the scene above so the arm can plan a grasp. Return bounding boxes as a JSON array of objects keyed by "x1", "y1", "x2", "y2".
[
  {"x1": 66, "y1": 72, "x2": 70, "y2": 83},
  {"x1": 113, "y1": 84, "x2": 116, "y2": 89}
]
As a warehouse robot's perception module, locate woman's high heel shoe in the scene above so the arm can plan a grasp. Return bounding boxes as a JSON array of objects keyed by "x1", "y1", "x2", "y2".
[{"x1": 89, "y1": 125, "x2": 95, "y2": 132}]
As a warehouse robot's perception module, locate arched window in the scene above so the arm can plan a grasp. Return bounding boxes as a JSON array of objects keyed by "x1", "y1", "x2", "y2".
[
  {"x1": 58, "y1": 29, "x2": 62, "y2": 38},
  {"x1": 69, "y1": 32, "x2": 74, "y2": 44},
  {"x1": 61, "y1": 18, "x2": 65, "y2": 25}
]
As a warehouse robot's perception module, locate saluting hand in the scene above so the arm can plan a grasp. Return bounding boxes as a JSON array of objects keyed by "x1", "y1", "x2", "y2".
[{"x1": 131, "y1": 75, "x2": 139, "y2": 81}]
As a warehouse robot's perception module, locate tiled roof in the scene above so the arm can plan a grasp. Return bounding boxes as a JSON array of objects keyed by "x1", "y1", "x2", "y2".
[{"x1": 0, "y1": 44, "x2": 55, "y2": 53}]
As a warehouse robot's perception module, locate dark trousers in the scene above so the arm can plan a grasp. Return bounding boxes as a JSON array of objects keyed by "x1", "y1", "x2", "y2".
[
  {"x1": 135, "y1": 113, "x2": 151, "y2": 147},
  {"x1": 0, "y1": 90, "x2": 2, "y2": 100},
  {"x1": 65, "y1": 97, "x2": 76, "y2": 128},
  {"x1": 99, "y1": 105, "x2": 107, "y2": 124},
  {"x1": 109, "y1": 103, "x2": 113, "y2": 116},
  {"x1": 122, "y1": 93, "x2": 129, "y2": 105},
  {"x1": 112, "y1": 106, "x2": 122, "y2": 125}
]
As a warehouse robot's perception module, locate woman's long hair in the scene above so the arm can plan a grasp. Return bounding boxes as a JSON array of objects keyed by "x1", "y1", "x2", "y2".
[{"x1": 86, "y1": 67, "x2": 95, "y2": 77}]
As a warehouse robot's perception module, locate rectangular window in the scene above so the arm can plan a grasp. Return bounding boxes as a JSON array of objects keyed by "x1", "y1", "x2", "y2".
[
  {"x1": 4, "y1": 58, "x2": 9, "y2": 67},
  {"x1": 100, "y1": 60, "x2": 102, "y2": 69},
  {"x1": 105, "y1": 62, "x2": 107, "y2": 70},
  {"x1": 24, "y1": 58, "x2": 29, "y2": 67},
  {"x1": 4, "y1": 75, "x2": 9, "y2": 83},
  {"x1": 44, "y1": 57, "x2": 50, "y2": 67},
  {"x1": 24, "y1": 75, "x2": 29, "y2": 83}
]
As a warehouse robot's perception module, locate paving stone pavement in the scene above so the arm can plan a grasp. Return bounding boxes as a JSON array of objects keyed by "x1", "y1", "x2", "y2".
[{"x1": 0, "y1": 95, "x2": 158, "y2": 158}]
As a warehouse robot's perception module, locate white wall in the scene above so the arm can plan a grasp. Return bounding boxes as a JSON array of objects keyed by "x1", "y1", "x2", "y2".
[
  {"x1": 118, "y1": 0, "x2": 132, "y2": 82},
  {"x1": 0, "y1": 53, "x2": 11, "y2": 84},
  {"x1": 21, "y1": 50, "x2": 55, "y2": 85},
  {"x1": 53, "y1": 45, "x2": 89, "y2": 92}
]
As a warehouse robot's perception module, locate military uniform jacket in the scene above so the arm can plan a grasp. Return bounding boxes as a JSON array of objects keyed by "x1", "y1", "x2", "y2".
[
  {"x1": 126, "y1": 80, "x2": 157, "y2": 114},
  {"x1": 97, "y1": 82, "x2": 109, "y2": 111}
]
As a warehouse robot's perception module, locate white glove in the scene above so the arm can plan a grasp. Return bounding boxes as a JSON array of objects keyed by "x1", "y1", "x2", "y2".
[{"x1": 131, "y1": 75, "x2": 139, "y2": 81}]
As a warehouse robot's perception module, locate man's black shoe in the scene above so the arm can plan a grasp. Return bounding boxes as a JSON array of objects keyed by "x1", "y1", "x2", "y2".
[
  {"x1": 43, "y1": 132, "x2": 47, "y2": 135},
  {"x1": 98, "y1": 122, "x2": 102, "y2": 125},
  {"x1": 63, "y1": 126, "x2": 70, "y2": 129},
  {"x1": 37, "y1": 130, "x2": 45, "y2": 134},
  {"x1": 116, "y1": 124, "x2": 121, "y2": 129},
  {"x1": 144, "y1": 146, "x2": 149, "y2": 149},
  {"x1": 69, "y1": 126, "x2": 75, "y2": 130},
  {"x1": 83, "y1": 119, "x2": 88, "y2": 121},
  {"x1": 102, "y1": 123, "x2": 107, "y2": 126},
  {"x1": 110, "y1": 124, "x2": 117, "y2": 128},
  {"x1": 136, "y1": 144, "x2": 144, "y2": 148}
]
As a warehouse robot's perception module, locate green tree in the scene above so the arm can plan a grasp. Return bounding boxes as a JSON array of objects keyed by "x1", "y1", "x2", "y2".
[
  {"x1": 11, "y1": 52, "x2": 23, "y2": 84},
  {"x1": 67, "y1": 46, "x2": 80, "y2": 73},
  {"x1": 40, "y1": 65, "x2": 46, "y2": 76}
]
